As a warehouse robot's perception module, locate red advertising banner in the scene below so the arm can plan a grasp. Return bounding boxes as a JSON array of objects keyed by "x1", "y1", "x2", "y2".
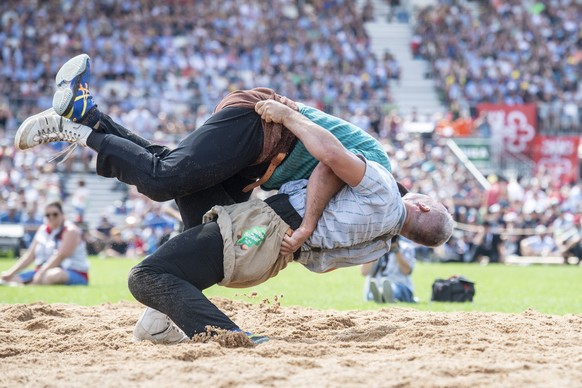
[
  {"x1": 476, "y1": 103, "x2": 537, "y2": 157},
  {"x1": 531, "y1": 136, "x2": 580, "y2": 184}
]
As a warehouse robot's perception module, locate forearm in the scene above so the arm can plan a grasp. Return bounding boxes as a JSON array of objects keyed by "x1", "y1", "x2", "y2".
[
  {"x1": 281, "y1": 110, "x2": 345, "y2": 166},
  {"x1": 42, "y1": 253, "x2": 66, "y2": 270},
  {"x1": 4, "y1": 253, "x2": 34, "y2": 277},
  {"x1": 300, "y1": 162, "x2": 345, "y2": 234},
  {"x1": 256, "y1": 100, "x2": 365, "y2": 187}
]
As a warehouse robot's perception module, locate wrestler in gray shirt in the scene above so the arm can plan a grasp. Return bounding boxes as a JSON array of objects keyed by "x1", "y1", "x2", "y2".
[{"x1": 280, "y1": 158, "x2": 406, "y2": 273}]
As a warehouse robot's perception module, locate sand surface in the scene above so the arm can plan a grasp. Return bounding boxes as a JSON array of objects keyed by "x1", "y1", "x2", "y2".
[{"x1": 1, "y1": 298, "x2": 581, "y2": 387}]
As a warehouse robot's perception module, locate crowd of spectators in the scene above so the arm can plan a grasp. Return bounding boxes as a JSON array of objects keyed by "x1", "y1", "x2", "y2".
[
  {"x1": 3, "y1": 114, "x2": 581, "y2": 264},
  {"x1": 83, "y1": 187, "x2": 179, "y2": 259},
  {"x1": 0, "y1": 143, "x2": 63, "y2": 255},
  {"x1": 1, "y1": 0, "x2": 400, "y2": 143},
  {"x1": 412, "y1": 0, "x2": 581, "y2": 134},
  {"x1": 0, "y1": 0, "x2": 400, "y2": 256},
  {"x1": 0, "y1": 0, "x2": 581, "y2": 265},
  {"x1": 383, "y1": 128, "x2": 582, "y2": 265}
]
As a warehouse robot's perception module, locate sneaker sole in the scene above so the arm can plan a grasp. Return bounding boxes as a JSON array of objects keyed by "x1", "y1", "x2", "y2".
[
  {"x1": 53, "y1": 54, "x2": 90, "y2": 116},
  {"x1": 249, "y1": 335, "x2": 269, "y2": 345},
  {"x1": 369, "y1": 280, "x2": 383, "y2": 303},
  {"x1": 382, "y1": 279, "x2": 394, "y2": 303},
  {"x1": 14, "y1": 108, "x2": 57, "y2": 150}
]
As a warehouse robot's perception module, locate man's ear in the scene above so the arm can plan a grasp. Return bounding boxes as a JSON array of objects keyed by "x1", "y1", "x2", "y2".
[{"x1": 418, "y1": 202, "x2": 430, "y2": 212}]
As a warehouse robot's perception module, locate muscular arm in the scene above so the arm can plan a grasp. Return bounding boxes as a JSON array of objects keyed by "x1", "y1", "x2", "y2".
[
  {"x1": 256, "y1": 100, "x2": 366, "y2": 255},
  {"x1": 256, "y1": 100, "x2": 366, "y2": 186},
  {"x1": 280, "y1": 162, "x2": 344, "y2": 255}
]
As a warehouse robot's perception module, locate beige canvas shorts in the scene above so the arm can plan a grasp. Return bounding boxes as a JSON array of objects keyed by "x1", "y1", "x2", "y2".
[{"x1": 203, "y1": 199, "x2": 294, "y2": 288}]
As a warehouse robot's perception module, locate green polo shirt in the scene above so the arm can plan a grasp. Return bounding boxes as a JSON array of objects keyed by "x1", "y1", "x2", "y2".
[{"x1": 262, "y1": 104, "x2": 391, "y2": 190}]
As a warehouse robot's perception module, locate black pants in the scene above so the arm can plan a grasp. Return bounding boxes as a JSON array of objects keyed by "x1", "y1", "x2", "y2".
[
  {"x1": 128, "y1": 220, "x2": 236, "y2": 336},
  {"x1": 127, "y1": 194, "x2": 302, "y2": 337},
  {"x1": 90, "y1": 107, "x2": 268, "y2": 229}
]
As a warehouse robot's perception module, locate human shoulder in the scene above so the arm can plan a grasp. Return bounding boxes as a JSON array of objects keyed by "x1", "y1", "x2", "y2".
[
  {"x1": 62, "y1": 221, "x2": 82, "y2": 236},
  {"x1": 354, "y1": 158, "x2": 395, "y2": 190},
  {"x1": 34, "y1": 224, "x2": 50, "y2": 238}
]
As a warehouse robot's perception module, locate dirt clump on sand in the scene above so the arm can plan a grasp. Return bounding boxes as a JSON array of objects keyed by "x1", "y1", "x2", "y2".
[{"x1": 1, "y1": 299, "x2": 581, "y2": 387}]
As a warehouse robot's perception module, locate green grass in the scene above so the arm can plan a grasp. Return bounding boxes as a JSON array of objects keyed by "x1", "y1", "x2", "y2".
[{"x1": 1, "y1": 257, "x2": 580, "y2": 315}]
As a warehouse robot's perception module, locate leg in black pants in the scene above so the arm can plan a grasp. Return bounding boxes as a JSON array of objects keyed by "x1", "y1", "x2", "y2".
[
  {"x1": 127, "y1": 220, "x2": 238, "y2": 337},
  {"x1": 86, "y1": 107, "x2": 266, "y2": 228}
]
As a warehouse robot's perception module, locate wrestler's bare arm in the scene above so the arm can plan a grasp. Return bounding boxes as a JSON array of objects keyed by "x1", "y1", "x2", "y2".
[
  {"x1": 279, "y1": 162, "x2": 344, "y2": 255},
  {"x1": 256, "y1": 100, "x2": 366, "y2": 255},
  {"x1": 255, "y1": 100, "x2": 365, "y2": 186}
]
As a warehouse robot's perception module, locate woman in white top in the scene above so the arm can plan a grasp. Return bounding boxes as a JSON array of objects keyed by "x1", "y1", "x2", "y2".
[{"x1": 1, "y1": 202, "x2": 89, "y2": 285}]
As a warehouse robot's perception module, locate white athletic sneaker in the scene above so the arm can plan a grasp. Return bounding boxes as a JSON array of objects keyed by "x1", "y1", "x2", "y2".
[
  {"x1": 369, "y1": 279, "x2": 383, "y2": 303},
  {"x1": 382, "y1": 279, "x2": 395, "y2": 303},
  {"x1": 133, "y1": 307, "x2": 189, "y2": 344},
  {"x1": 14, "y1": 108, "x2": 92, "y2": 151}
]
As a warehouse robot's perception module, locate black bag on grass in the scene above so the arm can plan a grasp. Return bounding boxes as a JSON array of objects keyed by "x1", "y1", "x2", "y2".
[{"x1": 431, "y1": 276, "x2": 475, "y2": 302}]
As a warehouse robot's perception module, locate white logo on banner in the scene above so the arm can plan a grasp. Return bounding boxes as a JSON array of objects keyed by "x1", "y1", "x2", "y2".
[
  {"x1": 537, "y1": 157, "x2": 572, "y2": 177},
  {"x1": 503, "y1": 111, "x2": 535, "y2": 153}
]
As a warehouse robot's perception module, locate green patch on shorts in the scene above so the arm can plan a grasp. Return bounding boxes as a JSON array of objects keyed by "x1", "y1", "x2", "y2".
[{"x1": 236, "y1": 226, "x2": 267, "y2": 249}]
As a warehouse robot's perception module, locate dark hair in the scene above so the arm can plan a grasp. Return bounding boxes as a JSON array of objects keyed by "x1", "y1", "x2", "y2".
[{"x1": 45, "y1": 201, "x2": 64, "y2": 213}]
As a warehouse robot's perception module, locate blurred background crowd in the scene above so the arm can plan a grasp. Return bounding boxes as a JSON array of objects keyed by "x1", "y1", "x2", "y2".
[
  {"x1": 413, "y1": 0, "x2": 581, "y2": 134},
  {"x1": 0, "y1": 0, "x2": 580, "y2": 264}
]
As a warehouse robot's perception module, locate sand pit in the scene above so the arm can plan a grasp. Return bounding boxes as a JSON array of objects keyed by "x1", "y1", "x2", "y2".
[{"x1": 1, "y1": 298, "x2": 581, "y2": 387}]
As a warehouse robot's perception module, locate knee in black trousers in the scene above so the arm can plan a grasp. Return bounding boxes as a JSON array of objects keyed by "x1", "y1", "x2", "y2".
[
  {"x1": 126, "y1": 222, "x2": 238, "y2": 336},
  {"x1": 127, "y1": 264, "x2": 151, "y2": 306}
]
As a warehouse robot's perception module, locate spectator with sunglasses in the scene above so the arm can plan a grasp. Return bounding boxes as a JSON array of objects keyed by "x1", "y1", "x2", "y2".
[{"x1": 0, "y1": 202, "x2": 89, "y2": 286}]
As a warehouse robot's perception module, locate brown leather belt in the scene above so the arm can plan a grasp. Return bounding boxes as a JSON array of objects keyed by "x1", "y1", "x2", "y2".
[{"x1": 243, "y1": 152, "x2": 287, "y2": 193}]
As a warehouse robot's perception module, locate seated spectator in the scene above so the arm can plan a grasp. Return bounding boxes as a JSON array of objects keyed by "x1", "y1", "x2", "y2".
[
  {"x1": 84, "y1": 228, "x2": 107, "y2": 256},
  {"x1": 439, "y1": 230, "x2": 475, "y2": 263},
  {"x1": 20, "y1": 206, "x2": 43, "y2": 249},
  {"x1": 0, "y1": 202, "x2": 89, "y2": 286},
  {"x1": 520, "y1": 226, "x2": 560, "y2": 257},
  {"x1": 102, "y1": 227, "x2": 129, "y2": 258},
  {"x1": 96, "y1": 215, "x2": 115, "y2": 237},
  {"x1": 553, "y1": 213, "x2": 582, "y2": 264},
  {"x1": 142, "y1": 205, "x2": 176, "y2": 254},
  {"x1": 472, "y1": 221, "x2": 503, "y2": 264},
  {"x1": 500, "y1": 215, "x2": 523, "y2": 258},
  {"x1": 0, "y1": 203, "x2": 22, "y2": 223},
  {"x1": 362, "y1": 236, "x2": 416, "y2": 303}
]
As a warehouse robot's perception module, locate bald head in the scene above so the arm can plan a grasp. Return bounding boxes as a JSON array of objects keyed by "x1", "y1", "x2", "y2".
[{"x1": 400, "y1": 193, "x2": 454, "y2": 247}]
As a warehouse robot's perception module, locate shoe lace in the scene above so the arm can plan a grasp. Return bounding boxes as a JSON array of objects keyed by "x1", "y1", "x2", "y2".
[
  {"x1": 34, "y1": 116, "x2": 82, "y2": 164},
  {"x1": 165, "y1": 318, "x2": 188, "y2": 340},
  {"x1": 47, "y1": 143, "x2": 79, "y2": 164}
]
